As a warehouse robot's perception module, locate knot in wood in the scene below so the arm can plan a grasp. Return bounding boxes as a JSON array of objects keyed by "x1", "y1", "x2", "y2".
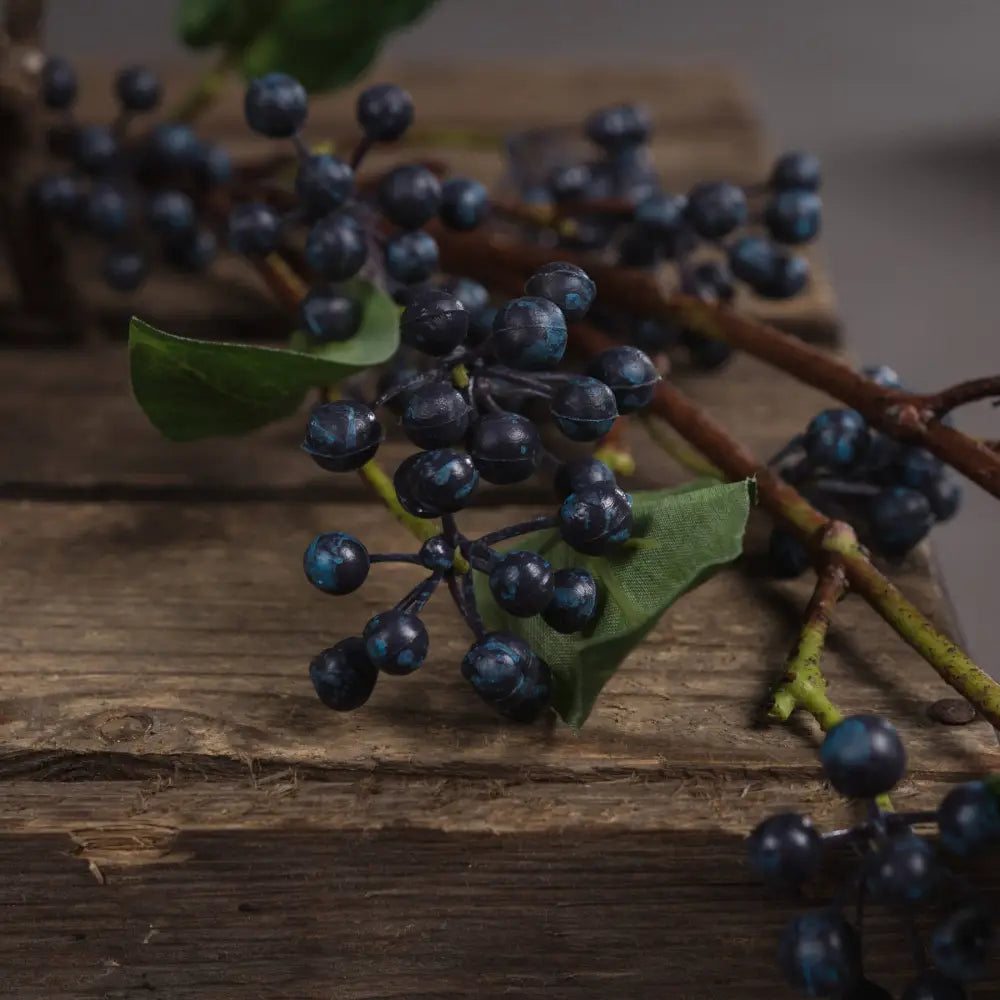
[{"x1": 97, "y1": 712, "x2": 153, "y2": 744}]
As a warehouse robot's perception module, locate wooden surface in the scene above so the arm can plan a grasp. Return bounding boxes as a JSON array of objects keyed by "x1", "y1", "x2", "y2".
[{"x1": 1, "y1": 62, "x2": 996, "y2": 1000}]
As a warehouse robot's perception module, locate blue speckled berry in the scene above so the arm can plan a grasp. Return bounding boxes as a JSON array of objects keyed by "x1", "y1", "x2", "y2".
[
  {"x1": 357, "y1": 83, "x2": 413, "y2": 141},
  {"x1": 306, "y1": 211, "x2": 367, "y2": 280},
  {"x1": 767, "y1": 528, "x2": 811, "y2": 579},
  {"x1": 894, "y1": 447, "x2": 945, "y2": 490},
  {"x1": 147, "y1": 123, "x2": 201, "y2": 171},
  {"x1": 747, "y1": 813, "x2": 824, "y2": 889},
  {"x1": 402, "y1": 383, "x2": 471, "y2": 449},
  {"x1": 393, "y1": 453, "x2": 442, "y2": 519},
  {"x1": 302, "y1": 401, "x2": 382, "y2": 472},
  {"x1": 766, "y1": 190, "x2": 822, "y2": 244},
  {"x1": 492, "y1": 296, "x2": 568, "y2": 370},
  {"x1": 385, "y1": 230, "x2": 439, "y2": 284},
  {"x1": 227, "y1": 202, "x2": 281, "y2": 256},
  {"x1": 938, "y1": 781, "x2": 1000, "y2": 856},
  {"x1": 469, "y1": 412, "x2": 542, "y2": 485},
  {"x1": 586, "y1": 345, "x2": 658, "y2": 413},
  {"x1": 309, "y1": 637, "x2": 377, "y2": 711},
  {"x1": 164, "y1": 228, "x2": 217, "y2": 273},
  {"x1": 524, "y1": 261, "x2": 596, "y2": 321},
  {"x1": 439, "y1": 177, "x2": 489, "y2": 231},
  {"x1": 442, "y1": 277, "x2": 489, "y2": 315},
  {"x1": 754, "y1": 250, "x2": 810, "y2": 299},
  {"x1": 585, "y1": 104, "x2": 651, "y2": 151},
  {"x1": 682, "y1": 260, "x2": 735, "y2": 303},
  {"x1": 820, "y1": 714, "x2": 906, "y2": 799},
  {"x1": 777, "y1": 911, "x2": 861, "y2": 997},
  {"x1": 196, "y1": 143, "x2": 233, "y2": 187},
  {"x1": 862, "y1": 364, "x2": 902, "y2": 388},
  {"x1": 488, "y1": 551, "x2": 554, "y2": 618},
  {"x1": 804, "y1": 409, "x2": 869, "y2": 472},
  {"x1": 543, "y1": 568, "x2": 599, "y2": 634},
  {"x1": 728, "y1": 235, "x2": 778, "y2": 286},
  {"x1": 931, "y1": 904, "x2": 995, "y2": 982},
  {"x1": 901, "y1": 971, "x2": 968, "y2": 1000},
  {"x1": 363, "y1": 610, "x2": 429, "y2": 675},
  {"x1": 85, "y1": 183, "x2": 128, "y2": 239},
  {"x1": 101, "y1": 248, "x2": 148, "y2": 292},
  {"x1": 75, "y1": 125, "x2": 118, "y2": 175},
  {"x1": 41, "y1": 56, "x2": 77, "y2": 109},
  {"x1": 547, "y1": 162, "x2": 592, "y2": 202},
  {"x1": 419, "y1": 535, "x2": 455, "y2": 571},
  {"x1": 866, "y1": 833, "x2": 940, "y2": 904},
  {"x1": 410, "y1": 448, "x2": 479, "y2": 513},
  {"x1": 300, "y1": 285, "x2": 362, "y2": 343},
  {"x1": 868, "y1": 486, "x2": 935, "y2": 558},
  {"x1": 554, "y1": 457, "x2": 616, "y2": 501},
  {"x1": 550, "y1": 377, "x2": 618, "y2": 442},
  {"x1": 685, "y1": 181, "x2": 748, "y2": 239},
  {"x1": 635, "y1": 192, "x2": 687, "y2": 245},
  {"x1": 559, "y1": 484, "x2": 633, "y2": 555},
  {"x1": 460, "y1": 632, "x2": 552, "y2": 722},
  {"x1": 245, "y1": 72, "x2": 307, "y2": 137},
  {"x1": 772, "y1": 151, "x2": 822, "y2": 192},
  {"x1": 115, "y1": 65, "x2": 161, "y2": 112},
  {"x1": 400, "y1": 287, "x2": 468, "y2": 355},
  {"x1": 303, "y1": 532, "x2": 370, "y2": 595},
  {"x1": 149, "y1": 190, "x2": 195, "y2": 238},
  {"x1": 296, "y1": 154, "x2": 354, "y2": 218},
  {"x1": 378, "y1": 163, "x2": 442, "y2": 229}
]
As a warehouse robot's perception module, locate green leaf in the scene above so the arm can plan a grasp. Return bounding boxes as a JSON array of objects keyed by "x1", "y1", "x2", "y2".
[
  {"x1": 129, "y1": 280, "x2": 399, "y2": 441},
  {"x1": 176, "y1": 0, "x2": 279, "y2": 49},
  {"x1": 474, "y1": 480, "x2": 755, "y2": 728}
]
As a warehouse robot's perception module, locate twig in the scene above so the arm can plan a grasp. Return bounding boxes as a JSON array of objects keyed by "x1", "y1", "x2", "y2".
[{"x1": 916, "y1": 376, "x2": 1000, "y2": 417}]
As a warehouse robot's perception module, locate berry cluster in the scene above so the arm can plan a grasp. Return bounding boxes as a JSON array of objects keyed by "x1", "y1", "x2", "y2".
[
  {"x1": 300, "y1": 262, "x2": 659, "y2": 718},
  {"x1": 749, "y1": 714, "x2": 998, "y2": 999},
  {"x1": 33, "y1": 57, "x2": 231, "y2": 291},
  {"x1": 767, "y1": 366, "x2": 962, "y2": 578},
  {"x1": 230, "y1": 73, "x2": 490, "y2": 345}
]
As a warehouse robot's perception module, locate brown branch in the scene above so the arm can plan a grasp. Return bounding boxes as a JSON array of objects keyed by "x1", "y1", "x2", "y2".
[{"x1": 914, "y1": 376, "x2": 1000, "y2": 418}]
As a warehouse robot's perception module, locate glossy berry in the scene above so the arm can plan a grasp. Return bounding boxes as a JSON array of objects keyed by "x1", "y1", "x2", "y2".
[
  {"x1": 866, "y1": 833, "x2": 939, "y2": 904},
  {"x1": 356, "y1": 83, "x2": 414, "y2": 141},
  {"x1": 729, "y1": 235, "x2": 779, "y2": 286},
  {"x1": 296, "y1": 154, "x2": 354, "y2": 217},
  {"x1": 804, "y1": 409, "x2": 869, "y2": 472},
  {"x1": 439, "y1": 177, "x2": 489, "y2": 231},
  {"x1": 469, "y1": 412, "x2": 542, "y2": 485},
  {"x1": 303, "y1": 532, "x2": 370, "y2": 595},
  {"x1": 115, "y1": 65, "x2": 161, "y2": 112},
  {"x1": 309, "y1": 637, "x2": 378, "y2": 711},
  {"x1": 460, "y1": 632, "x2": 552, "y2": 722},
  {"x1": 754, "y1": 250, "x2": 810, "y2": 299},
  {"x1": 587, "y1": 346, "x2": 658, "y2": 413},
  {"x1": 543, "y1": 568, "x2": 599, "y2": 634},
  {"x1": 524, "y1": 261, "x2": 596, "y2": 321},
  {"x1": 75, "y1": 125, "x2": 118, "y2": 175},
  {"x1": 302, "y1": 401, "x2": 382, "y2": 472},
  {"x1": 419, "y1": 535, "x2": 455, "y2": 571},
  {"x1": 378, "y1": 163, "x2": 442, "y2": 229},
  {"x1": 550, "y1": 377, "x2": 618, "y2": 442},
  {"x1": 442, "y1": 277, "x2": 489, "y2": 315},
  {"x1": 772, "y1": 151, "x2": 822, "y2": 192},
  {"x1": 931, "y1": 903, "x2": 995, "y2": 982},
  {"x1": 101, "y1": 249, "x2": 148, "y2": 292},
  {"x1": 400, "y1": 288, "x2": 468, "y2": 355},
  {"x1": 385, "y1": 230, "x2": 439, "y2": 284},
  {"x1": 610, "y1": 144, "x2": 659, "y2": 202},
  {"x1": 554, "y1": 457, "x2": 616, "y2": 501},
  {"x1": 635, "y1": 192, "x2": 687, "y2": 245},
  {"x1": 228, "y1": 202, "x2": 281, "y2": 256},
  {"x1": 777, "y1": 911, "x2": 861, "y2": 997},
  {"x1": 196, "y1": 143, "x2": 233, "y2": 187},
  {"x1": 488, "y1": 551, "x2": 554, "y2": 618},
  {"x1": 244, "y1": 72, "x2": 307, "y2": 137},
  {"x1": 148, "y1": 190, "x2": 195, "y2": 238},
  {"x1": 938, "y1": 781, "x2": 1000, "y2": 856},
  {"x1": 33, "y1": 173, "x2": 81, "y2": 217},
  {"x1": 402, "y1": 383, "x2": 471, "y2": 449},
  {"x1": 363, "y1": 610, "x2": 429, "y2": 675},
  {"x1": 747, "y1": 813, "x2": 824, "y2": 889},
  {"x1": 165, "y1": 228, "x2": 217, "y2": 273},
  {"x1": 299, "y1": 285, "x2": 362, "y2": 343},
  {"x1": 863, "y1": 364, "x2": 902, "y2": 388},
  {"x1": 868, "y1": 487, "x2": 935, "y2": 558},
  {"x1": 633, "y1": 317, "x2": 681, "y2": 353},
  {"x1": 894, "y1": 447, "x2": 944, "y2": 491},
  {"x1": 682, "y1": 329, "x2": 734, "y2": 371},
  {"x1": 492, "y1": 296, "x2": 568, "y2": 370},
  {"x1": 901, "y1": 971, "x2": 968, "y2": 1000},
  {"x1": 410, "y1": 449, "x2": 479, "y2": 513},
  {"x1": 85, "y1": 183, "x2": 128, "y2": 238},
  {"x1": 768, "y1": 527, "x2": 811, "y2": 579},
  {"x1": 559, "y1": 484, "x2": 633, "y2": 555},
  {"x1": 820, "y1": 714, "x2": 906, "y2": 799},
  {"x1": 41, "y1": 57, "x2": 77, "y2": 109},
  {"x1": 547, "y1": 162, "x2": 592, "y2": 202},
  {"x1": 766, "y1": 189, "x2": 822, "y2": 244},
  {"x1": 393, "y1": 453, "x2": 442, "y2": 519},
  {"x1": 306, "y1": 211, "x2": 367, "y2": 280},
  {"x1": 685, "y1": 181, "x2": 748, "y2": 239},
  {"x1": 147, "y1": 123, "x2": 201, "y2": 172},
  {"x1": 585, "y1": 104, "x2": 651, "y2": 151},
  {"x1": 682, "y1": 260, "x2": 735, "y2": 303}
]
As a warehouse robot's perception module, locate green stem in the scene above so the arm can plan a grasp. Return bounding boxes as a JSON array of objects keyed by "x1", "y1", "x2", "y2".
[
  {"x1": 357, "y1": 459, "x2": 437, "y2": 544},
  {"x1": 168, "y1": 50, "x2": 238, "y2": 124},
  {"x1": 639, "y1": 414, "x2": 723, "y2": 480}
]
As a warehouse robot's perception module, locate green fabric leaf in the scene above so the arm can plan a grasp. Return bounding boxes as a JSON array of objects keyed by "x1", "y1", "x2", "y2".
[
  {"x1": 129, "y1": 279, "x2": 399, "y2": 441},
  {"x1": 474, "y1": 479, "x2": 755, "y2": 728},
  {"x1": 176, "y1": 0, "x2": 279, "y2": 49}
]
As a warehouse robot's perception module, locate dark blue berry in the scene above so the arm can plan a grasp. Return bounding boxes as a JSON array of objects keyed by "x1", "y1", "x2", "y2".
[
  {"x1": 468, "y1": 304, "x2": 498, "y2": 347},
  {"x1": 772, "y1": 151, "x2": 822, "y2": 192},
  {"x1": 363, "y1": 610, "x2": 429, "y2": 675},
  {"x1": 469, "y1": 412, "x2": 542, "y2": 485},
  {"x1": 931, "y1": 904, "x2": 995, "y2": 982},
  {"x1": 767, "y1": 527, "x2": 811, "y2": 578},
  {"x1": 868, "y1": 486, "x2": 935, "y2": 558},
  {"x1": 729, "y1": 235, "x2": 779, "y2": 286},
  {"x1": 303, "y1": 532, "x2": 370, "y2": 595},
  {"x1": 228, "y1": 202, "x2": 282, "y2": 256},
  {"x1": 410, "y1": 448, "x2": 479, "y2": 512},
  {"x1": 302, "y1": 400, "x2": 382, "y2": 472},
  {"x1": 147, "y1": 123, "x2": 201, "y2": 171},
  {"x1": 777, "y1": 911, "x2": 861, "y2": 997},
  {"x1": 894, "y1": 447, "x2": 945, "y2": 491},
  {"x1": 543, "y1": 568, "x2": 599, "y2": 634},
  {"x1": 547, "y1": 162, "x2": 592, "y2": 202},
  {"x1": 306, "y1": 211, "x2": 367, "y2": 280},
  {"x1": 33, "y1": 173, "x2": 81, "y2": 217},
  {"x1": 115, "y1": 65, "x2": 161, "y2": 112},
  {"x1": 148, "y1": 190, "x2": 195, "y2": 238},
  {"x1": 378, "y1": 163, "x2": 442, "y2": 229},
  {"x1": 550, "y1": 377, "x2": 618, "y2": 442},
  {"x1": 393, "y1": 453, "x2": 442, "y2": 519},
  {"x1": 754, "y1": 250, "x2": 810, "y2": 299},
  {"x1": 901, "y1": 971, "x2": 968, "y2": 1000},
  {"x1": 309, "y1": 637, "x2": 377, "y2": 711},
  {"x1": 863, "y1": 364, "x2": 902, "y2": 388},
  {"x1": 419, "y1": 535, "x2": 455, "y2": 571},
  {"x1": 196, "y1": 143, "x2": 233, "y2": 187},
  {"x1": 75, "y1": 125, "x2": 118, "y2": 175},
  {"x1": 586, "y1": 345, "x2": 658, "y2": 413},
  {"x1": 400, "y1": 287, "x2": 468, "y2": 355},
  {"x1": 376, "y1": 364, "x2": 422, "y2": 416},
  {"x1": 938, "y1": 781, "x2": 1000, "y2": 856},
  {"x1": 609, "y1": 144, "x2": 659, "y2": 202},
  {"x1": 101, "y1": 248, "x2": 148, "y2": 292},
  {"x1": 747, "y1": 813, "x2": 823, "y2": 889},
  {"x1": 244, "y1": 72, "x2": 308, "y2": 138},
  {"x1": 633, "y1": 317, "x2": 680, "y2": 353},
  {"x1": 41, "y1": 57, "x2": 77, "y2": 109},
  {"x1": 580, "y1": 161, "x2": 616, "y2": 200},
  {"x1": 585, "y1": 104, "x2": 651, "y2": 151},
  {"x1": 164, "y1": 228, "x2": 217, "y2": 273},
  {"x1": 299, "y1": 286, "x2": 362, "y2": 343},
  {"x1": 682, "y1": 260, "x2": 735, "y2": 303},
  {"x1": 866, "y1": 833, "x2": 940, "y2": 904},
  {"x1": 439, "y1": 177, "x2": 489, "y2": 231},
  {"x1": 524, "y1": 261, "x2": 596, "y2": 321},
  {"x1": 402, "y1": 383, "x2": 471, "y2": 449},
  {"x1": 685, "y1": 181, "x2": 748, "y2": 239},
  {"x1": 488, "y1": 551, "x2": 554, "y2": 618},
  {"x1": 820, "y1": 714, "x2": 906, "y2": 799},
  {"x1": 554, "y1": 458, "x2": 616, "y2": 500},
  {"x1": 296, "y1": 154, "x2": 354, "y2": 218},
  {"x1": 385, "y1": 230, "x2": 439, "y2": 284},
  {"x1": 492, "y1": 296, "x2": 568, "y2": 370},
  {"x1": 559, "y1": 484, "x2": 633, "y2": 555},
  {"x1": 682, "y1": 329, "x2": 734, "y2": 371},
  {"x1": 925, "y1": 472, "x2": 962, "y2": 520},
  {"x1": 766, "y1": 189, "x2": 822, "y2": 244},
  {"x1": 461, "y1": 632, "x2": 552, "y2": 722},
  {"x1": 804, "y1": 409, "x2": 869, "y2": 472},
  {"x1": 356, "y1": 83, "x2": 413, "y2": 141},
  {"x1": 442, "y1": 277, "x2": 489, "y2": 314},
  {"x1": 634, "y1": 192, "x2": 687, "y2": 244},
  {"x1": 85, "y1": 183, "x2": 128, "y2": 239}
]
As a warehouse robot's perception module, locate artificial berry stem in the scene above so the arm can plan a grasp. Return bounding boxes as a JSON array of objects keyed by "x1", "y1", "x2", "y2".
[
  {"x1": 476, "y1": 515, "x2": 559, "y2": 547},
  {"x1": 917, "y1": 375, "x2": 1000, "y2": 417}
]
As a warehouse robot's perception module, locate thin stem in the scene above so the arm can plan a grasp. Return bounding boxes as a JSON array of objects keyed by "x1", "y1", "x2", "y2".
[
  {"x1": 350, "y1": 136, "x2": 373, "y2": 171},
  {"x1": 639, "y1": 414, "x2": 723, "y2": 479},
  {"x1": 167, "y1": 49, "x2": 238, "y2": 124},
  {"x1": 917, "y1": 376, "x2": 1000, "y2": 417},
  {"x1": 291, "y1": 133, "x2": 311, "y2": 162},
  {"x1": 397, "y1": 572, "x2": 443, "y2": 615},
  {"x1": 449, "y1": 571, "x2": 485, "y2": 640},
  {"x1": 254, "y1": 253, "x2": 308, "y2": 308},
  {"x1": 476, "y1": 515, "x2": 559, "y2": 547}
]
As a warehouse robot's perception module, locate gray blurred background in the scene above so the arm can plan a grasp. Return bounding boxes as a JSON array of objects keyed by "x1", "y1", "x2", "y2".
[{"x1": 43, "y1": 1, "x2": 1000, "y2": 671}]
